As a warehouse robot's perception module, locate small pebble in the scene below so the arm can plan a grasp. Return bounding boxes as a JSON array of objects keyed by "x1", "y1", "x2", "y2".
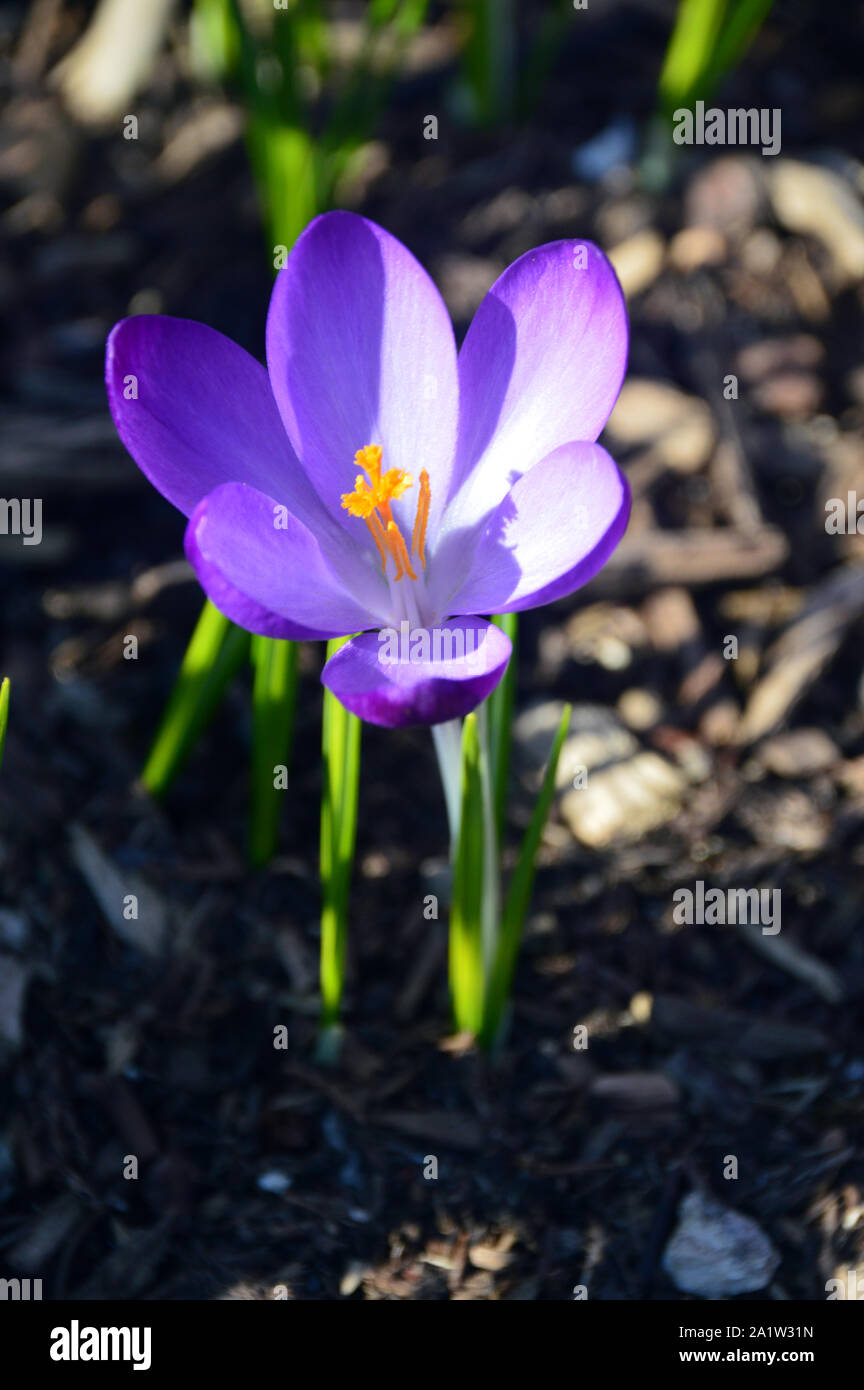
[{"x1": 663, "y1": 1190, "x2": 780, "y2": 1297}]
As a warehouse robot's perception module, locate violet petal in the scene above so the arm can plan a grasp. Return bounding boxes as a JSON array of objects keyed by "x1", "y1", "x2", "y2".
[
  {"x1": 321, "y1": 618, "x2": 512, "y2": 728},
  {"x1": 447, "y1": 239, "x2": 628, "y2": 531},
  {"x1": 106, "y1": 315, "x2": 319, "y2": 520},
  {"x1": 266, "y1": 212, "x2": 459, "y2": 540},
  {"x1": 444, "y1": 441, "x2": 630, "y2": 616},
  {"x1": 184, "y1": 482, "x2": 389, "y2": 640}
]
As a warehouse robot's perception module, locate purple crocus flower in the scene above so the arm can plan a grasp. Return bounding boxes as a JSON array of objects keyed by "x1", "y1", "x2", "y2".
[{"x1": 106, "y1": 213, "x2": 629, "y2": 728}]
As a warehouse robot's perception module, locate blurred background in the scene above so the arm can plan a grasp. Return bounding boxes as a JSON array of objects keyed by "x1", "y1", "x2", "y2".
[{"x1": 1, "y1": 0, "x2": 863, "y2": 1300}]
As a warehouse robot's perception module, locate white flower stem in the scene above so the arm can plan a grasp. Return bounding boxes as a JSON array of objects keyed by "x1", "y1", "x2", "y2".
[{"x1": 431, "y1": 717, "x2": 463, "y2": 853}]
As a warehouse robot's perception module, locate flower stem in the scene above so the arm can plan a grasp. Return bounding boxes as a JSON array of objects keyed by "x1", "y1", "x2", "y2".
[{"x1": 431, "y1": 717, "x2": 463, "y2": 853}]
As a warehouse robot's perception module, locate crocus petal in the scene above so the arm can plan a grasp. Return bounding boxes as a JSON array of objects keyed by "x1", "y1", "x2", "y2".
[
  {"x1": 321, "y1": 618, "x2": 512, "y2": 728},
  {"x1": 447, "y1": 240, "x2": 628, "y2": 530},
  {"x1": 185, "y1": 482, "x2": 389, "y2": 641},
  {"x1": 443, "y1": 442, "x2": 629, "y2": 616},
  {"x1": 266, "y1": 212, "x2": 459, "y2": 540},
  {"x1": 106, "y1": 315, "x2": 322, "y2": 522}
]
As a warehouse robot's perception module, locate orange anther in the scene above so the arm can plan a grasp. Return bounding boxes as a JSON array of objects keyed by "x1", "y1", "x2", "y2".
[
  {"x1": 411, "y1": 469, "x2": 430, "y2": 570},
  {"x1": 341, "y1": 444, "x2": 428, "y2": 582},
  {"x1": 385, "y1": 520, "x2": 417, "y2": 582}
]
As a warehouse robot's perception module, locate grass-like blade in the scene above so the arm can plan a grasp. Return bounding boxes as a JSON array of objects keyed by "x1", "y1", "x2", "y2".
[
  {"x1": 481, "y1": 702, "x2": 571, "y2": 1050},
  {"x1": 190, "y1": 0, "x2": 242, "y2": 83},
  {"x1": 319, "y1": 640, "x2": 362, "y2": 1057},
  {"x1": 141, "y1": 599, "x2": 250, "y2": 797},
  {"x1": 647, "y1": 0, "x2": 774, "y2": 191},
  {"x1": 249, "y1": 116, "x2": 319, "y2": 256},
  {"x1": 249, "y1": 636, "x2": 298, "y2": 868},
  {"x1": 659, "y1": 0, "x2": 774, "y2": 114},
  {"x1": 704, "y1": 0, "x2": 774, "y2": 98},
  {"x1": 449, "y1": 712, "x2": 487, "y2": 1038},
  {"x1": 0, "y1": 677, "x2": 9, "y2": 775},
  {"x1": 461, "y1": 0, "x2": 516, "y2": 127},
  {"x1": 658, "y1": 0, "x2": 728, "y2": 114}
]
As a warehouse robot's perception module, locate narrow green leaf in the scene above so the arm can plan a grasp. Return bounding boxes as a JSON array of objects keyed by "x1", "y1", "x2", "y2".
[
  {"x1": 248, "y1": 117, "x2": 319, "y2": 253},
  {"x1": 517, "y1": 0, "x2": 573, "y2": 120},
  {"x1": 0, "y1": 677, "x2": 9, "y2": 775},
  {"x1": 319, "y1": 640, "x2": 362, "y2": 1053},
  {"x1": 704, "y1": 0, "x2": 775, "y2": 96},
  {"x1": 248, "y1": 636, "x2": 298, "y2": 868},
  {"x1": 449, "y1": 712, "x2": 487, "y2": 1037},
  {"x1": 190, "y1": 0, "x2": 242, "y2": 83},
  {"x1": 290, "y1": 0, "x2": 330, "y2": 78},
  {"x1": 481, "y1": 702, "x2": 571, "y2": 1049},
  {"x1": 489, "y1": 612, "x2": 517, "y2": 845},
  {"x1": 461, "y1": 0, "x2": 517, "y2": 127},
  {"x1": 658, "y1": 0, "x2": 729, "y2": 114},
  {"x1": 141, "y1": 600, "x2": 250, "y2": 797},
  {"x1": 388, "y1": 0, "x2": 430, "y2": 40},
  {"x1": 647, "y1": 0, "x2": 774, "y2": 191},
  {"x1": 658, "y1": 0, "x2": 773, "y2": 114}
]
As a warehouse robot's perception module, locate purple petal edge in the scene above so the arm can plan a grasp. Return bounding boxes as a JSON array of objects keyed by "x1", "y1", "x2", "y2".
[{"x1": 321, "y1": 618, "x2": 512, "y2": 728}]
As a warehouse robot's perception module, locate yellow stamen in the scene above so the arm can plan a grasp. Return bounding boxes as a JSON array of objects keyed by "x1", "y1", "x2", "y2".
[
  {"x1": 386, "y1": 520, "x2": 417, "y2": 582},
  {"x1": 341, "y1": 474, "x2": 377, "y2": 518},
  {"x1": 366, "y1": 510, "x2": 389, "y2": 574},
  {"x1": 411, "y1": 469, "x2": 430, "y2": 570},
  {"x1": 340, "y1": 444, "x2": 430, "y2": 582},
  {"x1": 355, "y1": 444, "x2": 382, "y2": 486}
]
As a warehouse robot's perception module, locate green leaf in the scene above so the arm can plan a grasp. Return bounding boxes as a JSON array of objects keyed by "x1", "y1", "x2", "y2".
[
  {"x1": 658, "y1": 0, "x2": 729, "y2": 113},
  {"x1": 248, "y1": 117, "x2": 319, "y2": 253},
  {"x1": 319, "y1": 640, "x2": 362, "y2": 1053},
  {"x1": 141, "y1": 600, "x2": 250, "y2": 798},
  {"x1": 481, "y1": 702, "x2": 571, "y2": 1050},
  {"x1": 704, "y1": 0, "x2": 775, "y2": 96},
  {"x1": 190, "y1": 0, "x2": 242, "y2": 83},
  {"x1": 248, "y1": 636, "x2": 298, "y2": 868},
  {"x1": 449, "y1": 712, "x2": 487, "y2": 1037},
  {"x1": 517, "y1": 0, "x2": 574, "y2": 120},
  {"x1": 658, "y1": 0, "x2": 774, "y2": 114},
  {"x1": 461, "y1": 0, "x2": 517, "y2": 128},
  {"x1": 0, "y1": 677, "x2": 9, "y2": 775}
]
